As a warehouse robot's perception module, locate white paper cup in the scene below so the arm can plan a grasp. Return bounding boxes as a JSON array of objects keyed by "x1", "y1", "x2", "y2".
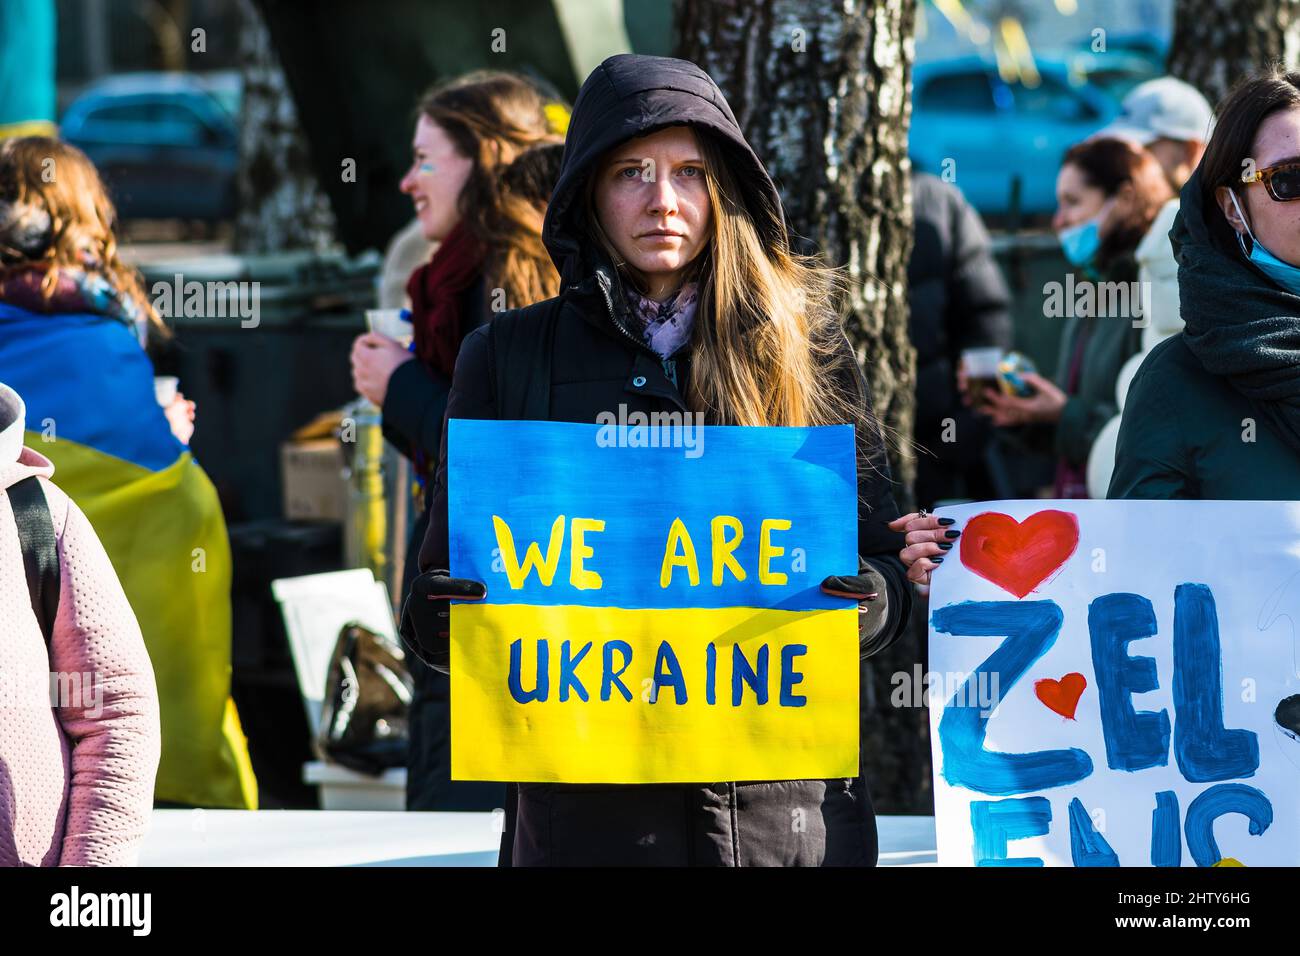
[
  {"x1": 961, "y1": 347, "x2": 1004, "y2": 378},
  {"x1": 366, "y1": 309, "x2": 413, "y2": 347},
  {"x1": 154, "y1": 376, "x2": 179, "y2": 407}
]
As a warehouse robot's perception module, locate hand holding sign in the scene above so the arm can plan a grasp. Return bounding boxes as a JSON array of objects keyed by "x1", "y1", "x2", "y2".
[
  {"x1": 891, "y1": 511, "x2": 962, "y2": 595},
  {"x1": 399, "y1": 570, "x2": 486, "y2": 670}
]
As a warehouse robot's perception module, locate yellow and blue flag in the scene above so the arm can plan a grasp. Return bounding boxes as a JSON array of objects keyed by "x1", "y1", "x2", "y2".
[
  {"x1": 447, "y1": 419, "x2": 861, "y2": 784},
  {"x1": 0, "y1": 303, "x2": 257, "y2": 809}
]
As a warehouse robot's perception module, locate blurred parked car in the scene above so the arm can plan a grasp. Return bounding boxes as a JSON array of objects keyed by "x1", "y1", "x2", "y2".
[
  {"x1": 1056, "y1": 49, "x2": 1162, "y2": 101},
  {"x1": 61, "y1": 72, "x2": 240, "y2": 222},
  {"x1": 910, "y1": 56, "x2": 1120, "y2": 219}
]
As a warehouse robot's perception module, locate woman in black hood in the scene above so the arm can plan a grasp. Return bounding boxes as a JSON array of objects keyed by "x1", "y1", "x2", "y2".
[
  {"x1": 1109, "y1": 68, "x2": 1300, "y2": 499},
  {"x1": 402, "y1": 54, "x2": 914, "y2": 866}
]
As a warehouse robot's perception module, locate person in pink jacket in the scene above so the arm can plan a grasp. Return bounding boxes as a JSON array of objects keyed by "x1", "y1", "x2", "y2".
[{"x1": 0, "y1": 380, "x2": 160, "y2": 866}]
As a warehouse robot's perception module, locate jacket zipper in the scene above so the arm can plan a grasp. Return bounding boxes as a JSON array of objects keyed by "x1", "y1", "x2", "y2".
[
  {"x1": 574, "y1": 272, "x2": 691, "y2": 400},
  {"x1": 592, "y1": 270, "x2": 652, "y2": 355},
  {"x1": 596, "y1": 271, "x2": 692, "y2": 370}
]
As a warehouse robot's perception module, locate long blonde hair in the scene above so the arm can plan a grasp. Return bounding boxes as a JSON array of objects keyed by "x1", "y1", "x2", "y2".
[
  {"x1": 0, "y1": 136, "x2": 165, "y2": 336},
  {"x1": 586, "y1": 128, "x2": 884, "y2": 460}
]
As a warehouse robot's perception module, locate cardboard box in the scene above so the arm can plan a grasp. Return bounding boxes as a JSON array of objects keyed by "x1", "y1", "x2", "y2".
[{"x1": 281, "y1": 439, "x2": 347, "y2": 521}]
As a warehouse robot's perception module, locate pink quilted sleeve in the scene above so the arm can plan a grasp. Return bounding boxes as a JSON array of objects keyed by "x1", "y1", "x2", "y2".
[{"x1": 47, "y1": 489, "x2": 161, "y2": 866}]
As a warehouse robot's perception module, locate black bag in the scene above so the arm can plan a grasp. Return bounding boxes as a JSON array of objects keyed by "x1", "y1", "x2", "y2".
[
  {"x1": 316, "y1": 622, "x2": 414, "y2": 775},
  {"x1": 11, "y1": 476, "x2": 60, "y2": 647}
]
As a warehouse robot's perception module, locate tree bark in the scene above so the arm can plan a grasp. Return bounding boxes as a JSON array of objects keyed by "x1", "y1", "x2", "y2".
[
  {"x1": 677, "y1": 0, "x2": 928, "y2": 814},
  {"x1": 234, "y1": 0, "x2": 337, "y2": 253},
  {"x1": 1168, "y1": 0, "x2": 1300, "y2": 105}
]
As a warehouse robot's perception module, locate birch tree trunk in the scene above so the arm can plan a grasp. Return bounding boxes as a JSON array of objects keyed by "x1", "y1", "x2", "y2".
[
  {"x1": 677, "y1": 0, "x2": 928, "y2": 814},
  {"x1": 234, "y1": 0, "x2": 336, "y2": 253},
  {"x1": 1168, "y1": 0, "x2": 1300, "y2": 105}
]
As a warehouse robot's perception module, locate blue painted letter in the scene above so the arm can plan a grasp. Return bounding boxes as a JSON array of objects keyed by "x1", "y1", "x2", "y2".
[
  {"x1": 1088, "y1": 593, "x2": 1170, "y2": 771},
  {"x1": 932, "y1": 601, "x2": 1093, "y2": 794},
  {"x1": 1151, "y1": 790, "x2": 1181, "y2": 867},
  {"x1": 558, "y1": 640, "x2": 591, "y2": 702},
  {"x1": 1184, "y1": 783, "x2": 1272, "y2": 867},
  {"x1": 1068, "y1": 797, "x2": 1119, "y2": 866},
  {"x1": 652, "y1": 641, "x2": 688, "y2": 705},
  {"x1": 1173, "y1": 584, "x2": 1259, "y2": 782},
  {"x1": 508, "y1": 638, "x2": 549, "y2": 703},
  {"x1": 971, "y1": 797, "x2": 1052, "y2": 866}
]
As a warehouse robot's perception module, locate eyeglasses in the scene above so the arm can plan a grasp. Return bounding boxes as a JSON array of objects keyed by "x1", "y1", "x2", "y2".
[{"x1": 1242, "y1": 160, "x2": 1300, "y2": 202}]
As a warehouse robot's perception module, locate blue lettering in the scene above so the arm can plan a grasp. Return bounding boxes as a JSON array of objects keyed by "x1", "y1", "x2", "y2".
[
  {"x1": 1088, "y1": 593, "x2": 1170, "y2": 771},
  {"x1": 971, "y1": 797, "x2": 1051, "y2": 866},
  {"x1": 508, "y1": 638, "x2": 549, "y2": 703},
  {"x1": 1173, "y1": 584, "x2": 1259, "y2": 782},
  {"x1": 932, "y1": 601, "x2": 1093, "y2": 794}
]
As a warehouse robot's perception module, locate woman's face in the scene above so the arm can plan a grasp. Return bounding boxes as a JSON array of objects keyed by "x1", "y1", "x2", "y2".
[
  {"x1": 592, "y1": 125, "x2": 712, "y2": 299},
  {"x1": 400, "y1": 115, "x2": 474, "y2": 242},
  {"x1": 1217, "y1": 107, "x2": 1300, "y2": 267},
  {"x1": 1052, "y1": 162, "x2": 1108, "y2": 233}
]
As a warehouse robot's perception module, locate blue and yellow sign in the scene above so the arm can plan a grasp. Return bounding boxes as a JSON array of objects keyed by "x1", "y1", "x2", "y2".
[{"x1": 447, "y1": 419, "x2": 861, "y2": 783}]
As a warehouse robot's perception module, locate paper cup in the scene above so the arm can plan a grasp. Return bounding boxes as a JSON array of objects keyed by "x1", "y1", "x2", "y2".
[
  {"x1": 366, "y1": 309, "x2": 413, "y2": 347},
  {"x1": 961, "y1": 347, "x2": 1004, "y2": 378},
  {"x1": 154, "y1": 376, "x2": 179, "y2": 407}
]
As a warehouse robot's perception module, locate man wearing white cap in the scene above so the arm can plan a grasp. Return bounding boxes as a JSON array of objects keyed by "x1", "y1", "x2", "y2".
[
  {"x1": 1084, "y1": 76, "x2": 1214, "y2": 497},
  {"x1": 1097, "y1": 76, "x2": 1215, "y2": 192}
]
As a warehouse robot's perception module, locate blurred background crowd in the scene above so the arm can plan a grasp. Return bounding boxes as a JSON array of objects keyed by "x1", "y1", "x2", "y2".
[{"x1": 0, "y1": 0, "x2": 1281, "y2": 824}]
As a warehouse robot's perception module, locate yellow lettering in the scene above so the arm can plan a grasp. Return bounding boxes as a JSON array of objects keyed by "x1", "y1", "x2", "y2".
[
  {"x1": 569, "y1": 517, "x2": 605, "y2": 589},
  {"x1": 758, "y1": 518, "x2": 792, "y2": 585},
  {"x1": 710, "y1": 515, "x2": 746, "y2": 585},
  {"x1": 493, "y1": 514, "x2": 565, "y2": 588},
  {"x1": 660, "y1": 517, "x2": 700, "y2": 587}
]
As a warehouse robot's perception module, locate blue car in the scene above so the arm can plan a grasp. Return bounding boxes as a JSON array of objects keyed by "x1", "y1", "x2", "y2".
[
  {"x1": 910, "y1": 56, "x2": 1121, "y2": 219},
  {"x1": 61, "y1": 72, "x2": 240, "y2": 222}
]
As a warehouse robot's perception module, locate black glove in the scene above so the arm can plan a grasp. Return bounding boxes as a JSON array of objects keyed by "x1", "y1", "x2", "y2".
[
  {"x1": 820, "y1": 562, "x2": 890, "y2": 658},
  {"x1": 398, "y1": 570, "x2": 486, "y2": 673}
]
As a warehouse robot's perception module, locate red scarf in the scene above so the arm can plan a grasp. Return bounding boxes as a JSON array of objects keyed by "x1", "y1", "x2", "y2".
[{"x1": 406, "y1": 221, "x2": 486, "y2": 378}]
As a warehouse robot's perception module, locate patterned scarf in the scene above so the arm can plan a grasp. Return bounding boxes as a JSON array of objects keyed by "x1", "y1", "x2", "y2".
[
  {"x1": 0, "y1": 262, "x2": 146, "y2": 344},
  {"x1": 622, "y1": 281, "x2": 698, "y2": 359}
]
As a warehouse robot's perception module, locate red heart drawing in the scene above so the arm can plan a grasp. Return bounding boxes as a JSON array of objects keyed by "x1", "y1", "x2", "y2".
[
  {"x1": 1035, "y1": 673, "x2": 1087, "y2": 720},
  {"x1": 959, "y1": 510, "x2": 1080, "y2": 598}
]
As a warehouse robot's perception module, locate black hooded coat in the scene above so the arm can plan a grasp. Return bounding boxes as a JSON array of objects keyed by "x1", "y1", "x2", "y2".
[{"x1": 413, "y1": 54, "x2": 914, "y2": 866}]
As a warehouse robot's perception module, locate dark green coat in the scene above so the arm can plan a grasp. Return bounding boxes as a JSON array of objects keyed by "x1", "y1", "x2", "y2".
[
  {"x1": 1108, "y1": 333, "x2": 1300, "y2": 498},
  {"x1": 1108, "y1": 168, "x2": 1300, "y2": 499},
  {"x1": 1051, "y1": 258, "x2": 1143, "y2": 468}
]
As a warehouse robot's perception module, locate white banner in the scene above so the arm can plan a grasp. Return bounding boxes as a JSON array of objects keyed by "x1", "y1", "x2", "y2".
[{"x1": 927, "y1": 500, "x2": 1300, "y2": 867}]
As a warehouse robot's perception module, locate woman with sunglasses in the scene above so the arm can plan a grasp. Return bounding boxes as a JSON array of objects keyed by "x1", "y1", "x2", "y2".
[{"x1": 1109, "y1": 69, "x2": 1300, "y2": 498}]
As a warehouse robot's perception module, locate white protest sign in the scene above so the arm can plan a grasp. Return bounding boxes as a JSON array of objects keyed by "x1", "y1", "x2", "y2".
[{"x1": 926, "y1": 500, "x2": 1300, "y2": 866}]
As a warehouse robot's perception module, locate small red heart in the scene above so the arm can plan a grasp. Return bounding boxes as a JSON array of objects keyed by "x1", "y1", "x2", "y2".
[
  {"x1": 1035, "y1": 673, "x2": 1087, "y2": 720},
  {"x1": 959, "y1": 510, "x2": 1080, "y2": 598}
]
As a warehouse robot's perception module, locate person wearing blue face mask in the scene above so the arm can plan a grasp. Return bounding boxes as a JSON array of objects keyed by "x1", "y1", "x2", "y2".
[
  {"x1": 970, "y1": 137, "x2": 1171, "y2": 497},
  {"x1": 1110, "y1": 69, "x2": 1300, "y2": 499}
]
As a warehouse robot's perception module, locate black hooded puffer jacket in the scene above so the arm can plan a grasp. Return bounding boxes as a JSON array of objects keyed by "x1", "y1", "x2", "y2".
[{"x1": 416, "y1": 54, "x2": 914, "y2": 866}]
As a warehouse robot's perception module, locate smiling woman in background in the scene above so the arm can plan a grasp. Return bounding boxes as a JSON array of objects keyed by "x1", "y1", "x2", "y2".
[
  {"x1": 349, "y1": 71, "x2": 563, "y2": 812},
  {"x1": 1110, "y1": 69, "x2": 1300, "y2": 498}
]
